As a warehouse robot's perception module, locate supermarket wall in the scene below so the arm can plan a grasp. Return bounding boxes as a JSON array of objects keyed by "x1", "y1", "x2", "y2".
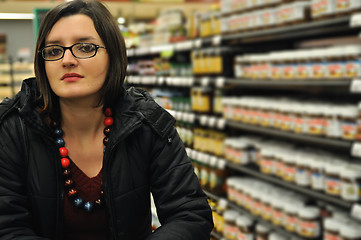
[{"x1": 0, "y1": 19, "x2": 35, "y2": 62}]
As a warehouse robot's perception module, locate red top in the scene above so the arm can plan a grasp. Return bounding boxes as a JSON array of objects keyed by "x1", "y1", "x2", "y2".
[{"x1": 63, "y1": 161, "x2": 107, "y2": 240}]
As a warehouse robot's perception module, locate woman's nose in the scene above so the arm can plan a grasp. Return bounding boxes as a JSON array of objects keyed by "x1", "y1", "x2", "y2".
[{"x1": 62, "y1": 49, "x2": 78, "y2": 67}]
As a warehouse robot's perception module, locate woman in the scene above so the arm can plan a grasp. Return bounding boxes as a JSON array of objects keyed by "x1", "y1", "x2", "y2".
[{"x1": 0, "y1": 0, "x2": 213, "y2": 239}]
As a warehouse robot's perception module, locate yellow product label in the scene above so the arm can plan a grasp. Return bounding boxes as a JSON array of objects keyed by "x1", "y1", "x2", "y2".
[{"x1": 213, "y1": 57, "x2": 223, "y2": 74}]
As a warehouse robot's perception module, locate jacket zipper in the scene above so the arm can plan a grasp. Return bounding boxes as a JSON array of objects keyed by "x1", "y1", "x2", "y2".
[{"x1": 104, "y1": 120, "x2": 142, "y2": 239}]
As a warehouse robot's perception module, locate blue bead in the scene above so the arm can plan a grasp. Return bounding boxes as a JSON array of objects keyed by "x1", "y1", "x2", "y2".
[
  {"x1": 54, "y1": 129, "x2": 63, "y2": 138},
  {"x1": 55, "y1": 138, "x2": 65, "y2": 147},
  {"x1": 84, "y1": 201, "x2": 93, "y2": 212},
  {"x1": 73, "y1": 197, "x2": 83, "y2": 208}
]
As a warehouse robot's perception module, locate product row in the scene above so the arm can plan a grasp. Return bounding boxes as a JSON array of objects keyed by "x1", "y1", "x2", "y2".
[
  {"x1": 220, "y1": 0, "x2": 360, "y2": 33},
  {"x1": 127, "y1": 59, "x2": 192, "y2": 77},
  {"x1": 186, "y1": 148, "x2": 228, "y2": 196},
  {"x1": 210, "y1": 182, "x2": 361, "y2": 240},
  {"x1": 222, "y1": 96, "x2": 360, "y2": 140},
  {"x1": 221, "y1": 0, "x2": 361, "y2": 18},
  {"x1": 223, "y1": 1, "x2": 311, "y2": 33},
  {"x1": 234, "y1": 45, "x2": 361, "y2": 80}
]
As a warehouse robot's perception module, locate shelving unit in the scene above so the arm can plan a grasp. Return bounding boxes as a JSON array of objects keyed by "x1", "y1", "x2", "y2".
[
  {"x1": 127, "y1": 5, "x2": 361, "y2": 239},
  {"x1": 204, "y1": 189, "x2": 304, "y2": 240}
]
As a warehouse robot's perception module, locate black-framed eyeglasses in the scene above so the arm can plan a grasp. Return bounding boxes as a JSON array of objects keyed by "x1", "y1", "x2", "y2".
[{"x1": 39, "y1": 43, "x2": 106, "y2": 61}]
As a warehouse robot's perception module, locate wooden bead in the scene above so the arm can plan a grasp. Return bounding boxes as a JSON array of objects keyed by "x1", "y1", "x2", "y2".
[
  {"x1": 104, "y1": 108, "x2": 113, "y2": 117},
  {"x1": 103, "y1": 137, "x2": 109, "y2": 146},
  {"x1": 59, "y1": 147, "x2": 68, "y2": 158},
  {"x1": 61, "y1": 158, "x2": 70, "y2": 168},
  {"x1": 67, "y1": 189, "x2": 78, "y2": 198},
  {"x1": 104, "y1": 117, "x2": 114, "y2": 127},
  {"x1": 63, "y1": 169, "x2": 71, "y2": 178},
  {"x1": 104, "y1": 127, "x2": 111, "y2": 136},
  {"x1": 64, "y1": 179, "x2": 74, "y2": 188}
]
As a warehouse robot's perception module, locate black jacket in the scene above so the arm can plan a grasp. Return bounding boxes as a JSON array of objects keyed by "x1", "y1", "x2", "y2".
[{"x1": 0, "y1": 78, "x2": 213, "y2": 239}]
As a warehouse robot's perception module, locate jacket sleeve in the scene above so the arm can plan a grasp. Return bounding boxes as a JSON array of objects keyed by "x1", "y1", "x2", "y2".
[
  {"x1": 0, "y1": 113, "x2": 48, "y2": 239},
  {"x1": 147, "y1": 126, "x2": 214, "y2": 240}
]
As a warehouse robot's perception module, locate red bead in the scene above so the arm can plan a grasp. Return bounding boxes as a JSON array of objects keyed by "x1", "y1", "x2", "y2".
[
  {"x1": 59, "y1": 147, "x2": 68, "y2": 158},
  {"x1": 104, "y1": 117, "x2": 114, "y2": 127},
  {"x1": 68, "y1": 189, "x2": 78, "y2": 198},
  {"x1": 64, "y1": 179, "x2": 74, "y2": 188},
  {"x1": 61, "y1": 158, "x2": 70, "y2": 168},
  {"x1": 104, "y1": 108, "x2": 113, "y2": 117}
]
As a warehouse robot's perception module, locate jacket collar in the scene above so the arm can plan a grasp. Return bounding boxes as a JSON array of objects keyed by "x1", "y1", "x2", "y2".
[
  {"x1": 16, "y1": 78, "x2": 144, "y2": 142},
  {"x1": 13, "y1": 78, "x2": 174, "y2": 143}
]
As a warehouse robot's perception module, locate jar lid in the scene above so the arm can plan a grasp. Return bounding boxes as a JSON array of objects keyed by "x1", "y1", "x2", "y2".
[
  {"x1": 223, "y1": 210, "x2": 239, "y2": 221},
  {"x1": 218, "y1": 198, "x2": 228, "y2": 210},
  {"x1": 325, "y1": 162, "x2": 343, "y2": 174},
  {"x1": 236, "y1": 215, "x2": 253, "y2": 227},
  {"x1": 340, "y1": 164, "x2": 361, "y2": 178},
  {"x1": 324, "y1": 218, "x2": 341, "y2": 231},
  {"x1": 298, "y1": 206, "x2": 320, "y2": 219},
  {"x1": 209, "y1": 156, "x2": 218, "y2": 167},
  {"x1": 284, "y1": 202, "x2": 301, "y2": 214},
  {"x1": 269, "y1": 232, "x2": 287, "y2": 240},
  {"x1": 256, "y1": 223, "x2": 271, "y2": 233},
  {"x1": 340, "y1": 224, "x2": 361, "y2": 238},
  {"x1": 217, "y1": 158, "x2": 227, "y2": 170}
]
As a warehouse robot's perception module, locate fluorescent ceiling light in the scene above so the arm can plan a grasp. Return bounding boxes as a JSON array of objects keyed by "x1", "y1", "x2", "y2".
[{"x1": 0, "y1": 13, "x2": 35, "y2": 20}]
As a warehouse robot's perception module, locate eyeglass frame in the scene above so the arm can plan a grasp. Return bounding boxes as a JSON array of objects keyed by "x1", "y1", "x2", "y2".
[{"x1": 39, "y1": 42, "x2": 106, "y2": 61}]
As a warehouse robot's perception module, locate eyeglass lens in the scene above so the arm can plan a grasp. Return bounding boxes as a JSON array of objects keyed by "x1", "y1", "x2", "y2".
[{"x1": 42, "y1": 43, "x2": 99, "y2": 61}]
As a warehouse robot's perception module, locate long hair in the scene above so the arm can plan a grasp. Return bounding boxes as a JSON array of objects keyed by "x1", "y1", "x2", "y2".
[{"x1": 34, "y1": 0, "x2": 127, "y2": 119}]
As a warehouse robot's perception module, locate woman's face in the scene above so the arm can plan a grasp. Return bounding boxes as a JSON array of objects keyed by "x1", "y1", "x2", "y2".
[{"x1": 44, "y1": 14, "x2": 109, "y2": 105}]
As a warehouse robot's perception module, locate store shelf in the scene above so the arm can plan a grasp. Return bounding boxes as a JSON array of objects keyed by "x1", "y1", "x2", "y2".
[
  {"x1": 203, "y1": 189, "x2": 305, "y2": 240},
  {"x1": 225, "y1": 78, "x2": 361, "y2": 94},
  {"x1": 126, "y1": 75, "x2": 361, "y2": 95},
  {"x1": 226, "y1": 120, "x2": 353, "y2": 154},
  {"x1": 127, "y1": 15, "x2": 361, "y2": 57},
  {"x1": 225, "y1": 162, "x2": 354, "y2": 210},
  {"x1": 221, "y1": 16, "x2": 360, "y2": 45}
]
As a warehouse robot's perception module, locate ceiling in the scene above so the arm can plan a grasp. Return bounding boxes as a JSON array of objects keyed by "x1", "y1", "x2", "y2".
[{"x1": 0, "y1": 1, "x2": 211, "y2": 20}]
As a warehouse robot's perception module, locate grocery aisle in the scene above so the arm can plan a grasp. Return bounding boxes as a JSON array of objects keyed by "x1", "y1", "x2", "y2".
[
  {"x1": 126, "y1": 0, "x2": 361, "y2": 239},
  {"x1": 2, "y1": 0, "x2": 361, "y2": 239}
]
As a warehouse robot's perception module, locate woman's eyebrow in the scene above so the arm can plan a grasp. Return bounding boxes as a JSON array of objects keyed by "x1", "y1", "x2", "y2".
[{"x1": 45, "y1": 36, "x2": 98, "y2": 45}]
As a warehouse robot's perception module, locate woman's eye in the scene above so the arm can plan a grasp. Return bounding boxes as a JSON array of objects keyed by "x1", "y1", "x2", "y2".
[
  {"x1": 78, "y1": 44, "x2": 95, "y2": 53},
  {"x1": 47, "y1": 48, "x2": 63, "y2": 56}
]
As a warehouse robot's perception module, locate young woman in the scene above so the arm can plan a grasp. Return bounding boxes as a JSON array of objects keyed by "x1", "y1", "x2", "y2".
[{"x1": 0, "y1": 0, "x2": 213, "y2": 239}]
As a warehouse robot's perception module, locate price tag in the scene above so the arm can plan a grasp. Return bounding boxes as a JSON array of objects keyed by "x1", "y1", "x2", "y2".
[
  {"x1": 216, "y1": 77, "x2": 225, "y2": 88},
  {"x1": 176, "y1": 41, "x2": 193, "y2": 50},
  {"x1": 350, "y1": 13, "x2": 361, "y2": 27},
  {"x1": 186, "y1": 77, "x2": 194, "y2": 87},
  {"x1": 350, "y1": 79, "x2": 361, "y2": 93},
  {"x1": 157, "y1": 77, "x2": 164, "y2": 85},
  {"x1": 351, "y1": 203, "x2": 361, "y2": 220},
  {"x1": 201, "y1": 77, "x2": 210, "y2": 86},
  {"x1": 167, "y1": 109, "x2": 175, "y2": 117},
  {"x1": 351, "y1": 142, "x2": 361, "y2": 158},
  {"x1": 189, "y1": 113, "x2": 196, "y2": 123},
  {"x1": 126, "y1": 49, "x2": 134, "y2": 57},
  {"x1": 194, "y1": 39, "x2": 202, "y2": 48},
  {"x1": 126, "y1": 76, "x2": 133, "y2": 84},
  {"x1": 200, "y1": 115, "x2": 208, "y2": 126},
  {"x1": 216, "y1": 118, "x2": 226, "y2": 130},
  {"x1": 208, "y1": 117, "x2": 217, "y2": 128},
  {"x1": 212, "y1": 35, "x2": 222, "y2": 46}
]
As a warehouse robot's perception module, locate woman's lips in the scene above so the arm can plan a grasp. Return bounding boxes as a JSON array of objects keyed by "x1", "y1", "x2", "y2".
[{"x1": 61, "y1": 73, "x2": 84, "y2": 82}]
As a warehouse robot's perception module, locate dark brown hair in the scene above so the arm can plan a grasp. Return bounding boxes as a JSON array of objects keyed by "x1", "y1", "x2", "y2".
[{"x1": 34, "y1": 0, "x2": 127, "y2": 116}]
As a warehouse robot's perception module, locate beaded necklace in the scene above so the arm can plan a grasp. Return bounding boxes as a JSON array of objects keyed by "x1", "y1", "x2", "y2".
[{"x1": 53, "y1": 108, "x2": 113, "y2": 212}]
